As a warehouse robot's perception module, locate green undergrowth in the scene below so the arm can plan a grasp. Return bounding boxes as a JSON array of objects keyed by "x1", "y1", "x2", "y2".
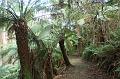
[{"x1": 82, "y1": 28, "x2": 120, "y2": 79}]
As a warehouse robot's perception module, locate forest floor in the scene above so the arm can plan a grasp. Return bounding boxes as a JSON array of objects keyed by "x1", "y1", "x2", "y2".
[{"x1": 54, "y1": 56, "x2": 113, "y2": 79}]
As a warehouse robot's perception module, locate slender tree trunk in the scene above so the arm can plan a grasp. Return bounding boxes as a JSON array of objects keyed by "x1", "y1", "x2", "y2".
[
  {"x1": 77, "y1": 38, "x2": 83, "y2": 56},
  {"x1": 44, "y1": 48, "x2": 53, "y2": 79},
  {"x1": 59, "y1": 34, "x2": 71, "y2": 67},
  {"x1": 28, "y1": 28, "x2": 44, "y2": 79},
  {"x1": 14, "y1": 19, "x2": 32, "y2": 79},
  {"x1": 99, "y1": 26, "x2": 105, "y2": 43},
  {"x1": 75, "y1": 24, "x2": 83, "y2": 56}
]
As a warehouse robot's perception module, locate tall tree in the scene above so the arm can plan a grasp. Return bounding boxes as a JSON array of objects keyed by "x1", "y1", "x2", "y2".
[{"x1": 0, "y1": 0, "x2": 46, "y2": 79}]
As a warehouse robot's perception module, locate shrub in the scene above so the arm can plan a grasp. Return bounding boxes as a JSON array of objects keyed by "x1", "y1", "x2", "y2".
[{"x1": 82, "y1": 44, "x2": 97, "y2": 60}]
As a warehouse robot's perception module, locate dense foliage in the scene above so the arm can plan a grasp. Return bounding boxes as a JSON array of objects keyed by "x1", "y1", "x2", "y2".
[{"x1": 0, "y1": 0, "x2": 120, "y2": 79}]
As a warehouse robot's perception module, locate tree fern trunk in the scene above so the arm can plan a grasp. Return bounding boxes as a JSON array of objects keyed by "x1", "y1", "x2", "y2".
[
  {"x1": 44, "y1": 48, "x2": 53, "y2": 79},
  {"x1": 14, "y1": 19, "x2": 44, "y2": 79},
  {"x1": 59, "y1": 35, "x2": 71, "y2": 67},
  {"x1": 14, "y1": 19, "x2": 32, "y2": 79}
]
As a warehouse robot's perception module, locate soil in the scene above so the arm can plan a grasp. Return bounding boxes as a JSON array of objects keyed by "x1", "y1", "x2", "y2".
[{"x1": 54, "y1": 56, "x2": 113, "y2": 79}]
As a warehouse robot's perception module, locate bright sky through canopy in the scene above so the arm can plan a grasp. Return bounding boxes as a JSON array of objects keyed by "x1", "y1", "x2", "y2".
[{"x1": 24, "y1": 0, "x2": 49, "y2": 3}]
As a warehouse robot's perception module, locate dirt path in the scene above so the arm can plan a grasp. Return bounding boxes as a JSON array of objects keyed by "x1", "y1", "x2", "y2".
[{"x1": 54, "y1": 56, "x2": 112, "y2": 79}]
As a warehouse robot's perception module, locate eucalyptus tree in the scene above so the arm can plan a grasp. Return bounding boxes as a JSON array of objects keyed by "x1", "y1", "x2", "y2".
[{"x1": 0, "y1": 0, "x2": 46, "y2": 79}]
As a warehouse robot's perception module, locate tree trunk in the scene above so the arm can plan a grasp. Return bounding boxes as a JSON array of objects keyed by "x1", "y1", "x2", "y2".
[
  {"x1": 99, "y1": 26, "x2": 105, "y2": 43},
  {"x1": 59, "y1": 36, "x2": 71, "y2": 67},
  {"x1": 77, "y1": 38, "x2": 83, "y2": 56},
  {"x1": 14, "y1": 19, "x2": 32, "y2": 79},
  {"x1": 14, "y1": 19, "x2": 43, "y2": 79},
  {"x1": 44, "y1": 48, "x2": 53, "y2": 79}
]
